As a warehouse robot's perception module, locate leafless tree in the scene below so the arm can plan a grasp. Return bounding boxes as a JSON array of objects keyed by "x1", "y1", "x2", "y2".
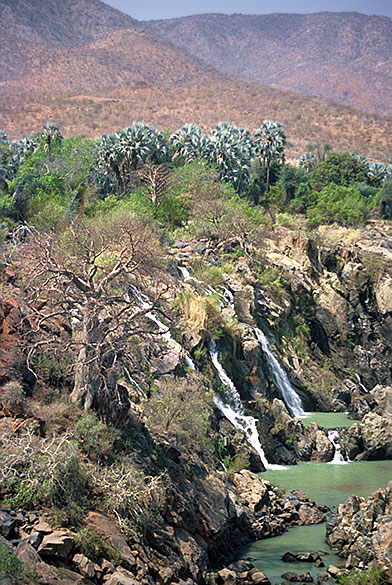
[
  {"x1": 16, "y1": 215, "x2": 167, "y2": 424},
  {"x1": 139, "y1": 162, "x2": 171, "y2": 208}
]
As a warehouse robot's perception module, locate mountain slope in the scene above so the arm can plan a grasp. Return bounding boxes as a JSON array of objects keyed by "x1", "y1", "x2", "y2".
[
  {"x1": 145, "y1": 12, "x2": 392, "y2": 115},
  {"x1": 0, "y1": 1, "x2": 390, "y2": 160},
  {"x1": 0, "y1": 28, "x2": 225, "y2": 96},
  {"x1": 0, "y1": 0, "x2": 140, "y2": 82}
]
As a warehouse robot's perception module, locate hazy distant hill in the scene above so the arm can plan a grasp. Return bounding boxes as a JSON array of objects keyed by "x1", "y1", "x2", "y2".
[
  {"x1": 0, "y1": 0, "x2": 391, "y2": 160},
  {"x1": 0, "y1": 0, "x2": 141, "y2": 82},
  {"x1": 146, "y1": 12, "x2": 392, "y2": 116}
]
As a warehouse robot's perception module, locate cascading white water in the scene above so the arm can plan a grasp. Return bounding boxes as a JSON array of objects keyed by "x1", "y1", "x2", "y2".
[
  {"x1": 328, "y1": 430, "x2": 349, "y2": 465},
  {"x1": 129, "y1": 285, "x2": 193, "y2": 370},
  {"x1": 209, "y1": 340, "x2": 283, "y2": 470},
  {"x1": 254, "y1": 327, "x2": 306, "y2": 418},
  {"x1": 223, "y1": 288, "x2": 235, "y2": 307},
  {"x1": 178, "y1": 265, "x2": 232, "y2": 306},
  {"x1": 185, "y1": 355, "x2": 196, "y2": 370},
  {"x1": 355, "y1": 373, "x2": 369, "y2": 393},
  {"x1": 177, "y1": 265, "x2": 201, "y2": 284}
]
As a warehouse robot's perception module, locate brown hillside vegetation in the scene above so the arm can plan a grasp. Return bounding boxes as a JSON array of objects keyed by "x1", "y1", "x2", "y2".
[
  {"x1": 146, "y1": 12, "x2": 392, "y2": 116},
  {"x1": 0, "y1": 0, "x2": 140, "y2": 82},
  {"x1": 0, "y1": 28, "x2": 224, "y2": 95},
  {"x1": 0, "y1": 0, "x2": 390, "y2": 160},
  {"x1": 2, "y1": 80, "x2": 391, "y2": 161}
]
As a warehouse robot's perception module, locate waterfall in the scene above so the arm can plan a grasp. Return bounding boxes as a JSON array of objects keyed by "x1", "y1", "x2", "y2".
[
  {"x1": 355, "y1": 373, "x2": 369, "y2": 393},
  {"x1": 223, "y1": 287, "x2": 235, "y2": 307},
  {"x1": 209, "y1": 340, "x2": 283, "y2": 470},
  {"x1": 328, "y1": 430, "x2": 350, "y2": 465},
  {"x1": 178, "y1": 265, "x2": 232, "y2": 306},
  {"x1": 128, "y1": 285, "x2": 193, "y2": 370},
  {"x1": 177, "y1": 265, "x2": 201, "y2": 284},
  {"x1": 254, "y1": 327, "x2": 306, "y2": 418},
  {"x1": 185, "y1": 355, "x2": 196, "y2": 370}
]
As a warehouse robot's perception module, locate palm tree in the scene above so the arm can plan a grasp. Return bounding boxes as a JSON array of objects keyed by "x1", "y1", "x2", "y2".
[
  {"x1": 368, "y1": 162, "x2": 387, "y2": 181},
  {"x1": 41, "y1": 123, "x2": 63, "y2": 162},
  {"x1": 208, "y1": 124, "x2": 251, "y2": 193},
  {"x1": 170, "y1": 124, "x2": 211, "y2": 163},
  {"x1": 299, "y1": 152, "x2": 317, "y2": 174},
  {"x1": 254, "y1": 120, "x2": 286, "y2": 192}
]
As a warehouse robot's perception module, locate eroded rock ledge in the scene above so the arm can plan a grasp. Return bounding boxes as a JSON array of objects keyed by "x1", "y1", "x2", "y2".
[
  {"x1": 326, "y1": 482, "x2": 392, "y2": 582},
  {"x1": 0, "y1": 470, "x2": 326, "y2": 585}
]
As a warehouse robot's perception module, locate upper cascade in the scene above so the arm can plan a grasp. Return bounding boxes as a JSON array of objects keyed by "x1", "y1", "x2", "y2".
[
  {"x1": 254, "y1": 327, "x2": 306, "y2": 418},
  {"x1": 209, "y1": 340, "x2": 284, "y2": 470}
]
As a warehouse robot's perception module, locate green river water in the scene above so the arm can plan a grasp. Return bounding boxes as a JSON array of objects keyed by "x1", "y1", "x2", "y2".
[{"x1": 239, "y1": 413, "x2": 392, "y2": 584}]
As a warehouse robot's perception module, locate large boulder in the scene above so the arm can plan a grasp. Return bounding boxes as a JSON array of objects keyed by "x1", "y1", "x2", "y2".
[
  {"x1": 341, "y1": 413, "x2": 392, "y2": 460},
  {"x1": 326, "y1": 482, "x2": 392, "y2": 581}
]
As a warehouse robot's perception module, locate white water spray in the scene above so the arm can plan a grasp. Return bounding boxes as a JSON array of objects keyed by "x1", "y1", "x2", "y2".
[
  {"x1": 209, "y1": 340, "x2": 283, "y2": 470},
  {"x1": 355, "y1": 373, "x2": 369, "y2": 393},
  {"x1": 254, "y1": 327, "x2": 306, "y2": 418},
  {"x1": 328, "y1": 430, "x2": 350, "y2": 465}
]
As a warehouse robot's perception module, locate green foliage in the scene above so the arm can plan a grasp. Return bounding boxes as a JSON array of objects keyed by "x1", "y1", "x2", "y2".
[
  {"x1": 222, "y1": 452, "x2": 250, "y2": 472},
  {"x1": 280, "y1": 315, "x2": 310, "y2": 357},
  {"x1": 361, "y1": 253, "x2": 388, "y2": 282},
  {"x1": 310, "y1": 152, "x2": 369, "y2": 188},
  {"x1": 306, "y1": 184, "x2": 371, "y2": 227},
  {"x1": 288, "y1": 182, "x2": 315, "y2": 213},
  {"x1": 379, "y1": 179, "x2": 392, "y2": 219},
  {"x1": 143, "y1": 378, "x2": 213, "y2": 449},
  {"x1": 279, "y1": 164, "x2": 309, "y2": 204},
  {"x1": 257, "y1": 266, "x2": 284, "y2": 290},
  {"x1": 73, "y1": 413, "x2": 120, "y2": 463},
  {"x1": 7, "y1": 136, "x2": 96, "y2": 226},
  {"x1": 1, "y1": 432, "x2": 89, "y2": 527},
  {"x1": 0, "y1": 539, "x2": 26, "y2": 583},
  {"x1": 75, "y1": 527, "x2": 122, "y2": 564},
  {"x1": 339, "y1": 568, "x2": 386, "y2": 585},
  {"x1": 191, "y1": 260, "x2": 226, "y2": 287}
]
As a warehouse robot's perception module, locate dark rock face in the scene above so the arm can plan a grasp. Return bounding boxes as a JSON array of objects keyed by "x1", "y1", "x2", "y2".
[
  {"x1": 340, "y1": 413, "x2": 392, "y2": 461},
  {"x1": 0, "y1": 298, "x2": 30, "y2": 386},
  {"x1": 326, "y1": 482, "x2": 392, "y2": 582},
  {"x1": 281, "y1": 571, "x2": 314, "y2": 582}
]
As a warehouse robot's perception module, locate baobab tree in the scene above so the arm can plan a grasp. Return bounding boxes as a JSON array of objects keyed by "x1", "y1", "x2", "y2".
[{"x1": 17, "y1": 215, "x2": 166, "y2": 424}]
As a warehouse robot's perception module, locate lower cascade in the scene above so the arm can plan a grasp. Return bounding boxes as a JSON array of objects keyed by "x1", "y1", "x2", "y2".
[
  {"x1": 209, "y1": 339, "x2": 283, "y2": 470},
  {"x1": 328, "y1": 430, "x2": 350, "y2": 465},
  {"x1": 254, "y1": 327, "x2": 306, "y2": 418}
]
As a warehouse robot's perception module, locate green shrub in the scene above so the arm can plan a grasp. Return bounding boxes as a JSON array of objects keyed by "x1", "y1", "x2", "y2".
[
  {"x1": 1, "y1": 432, "x2": 89, "y2": 527},
  {"x1": 75, "y1": 527, "x2": 121, "y2": 564},
  {"x1": 310, "y1": 152, "x2": 369, "y2": 187},
  {"x1": 306, "y1": 184, "x2": 371, "y2": 227},
  {"x1": 0, "y1": 538, "x2": 25, "y2": 582},
  {"x1": 339, "y1": 568, "x2": 386, "y2": 585},
  {"x1": 257, "y1": 266, "x2": 284, "y2": 290},
  {"x1": 222, "y1": 452, "x2": 250, "y2": 472},
  {"x1": 73, "y1": 413, "x2": 120, "y2": 463},
  {"x1": 143, "y1": 377, "x2": 213, "y2": 448}
]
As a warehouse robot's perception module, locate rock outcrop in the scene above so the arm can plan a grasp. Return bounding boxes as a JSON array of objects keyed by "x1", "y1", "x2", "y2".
[
  {"x1": 326, "y1": 482, "x2": 392, "y2": 582},
  {"x1": 340, "y1": 413, "x2": 392, "y2": 460}
]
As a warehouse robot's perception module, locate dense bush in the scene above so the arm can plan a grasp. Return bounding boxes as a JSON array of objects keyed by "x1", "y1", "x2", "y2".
[
  {"x1": 306, "y1": 184, "x2": 372, "y2": 227},
  {"x1": 310, "y1": 152, "x2": 369, "y2": 188}
]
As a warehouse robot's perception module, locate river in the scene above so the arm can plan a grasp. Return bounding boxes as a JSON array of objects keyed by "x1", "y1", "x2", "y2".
[{"x1": 238, "y1": 412, "x2": 392, "y2": 583}]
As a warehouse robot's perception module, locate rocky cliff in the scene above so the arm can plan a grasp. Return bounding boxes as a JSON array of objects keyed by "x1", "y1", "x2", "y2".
[
  {"x1": 1, "y1": 220, "x2": 392, "y2": 584},
  {"x1": 326, "y1": 482, "x2": 392, "y2": 582}
]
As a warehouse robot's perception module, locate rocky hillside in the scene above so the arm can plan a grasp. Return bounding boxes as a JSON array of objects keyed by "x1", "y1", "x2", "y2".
[
  {"x1": 0, "y1": 0, "x2": 140, "y2": 82},
  {"x1": 0, "y1": 1, "x2": 391, "y2": 159},
  {"x1": 1, "y1": 211, "x2": 392, "y2": 583},
  {"x1": 146, "y1": 12, "x2": 392, "y2": 116},
  {"x1": 326, "y1": 482, "x2": 392, "y2": 581}
]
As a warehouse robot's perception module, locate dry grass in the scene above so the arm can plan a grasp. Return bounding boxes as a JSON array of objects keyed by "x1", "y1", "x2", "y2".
[
  {"x1": 317, "y1": 225, "x2": 365, "y2": 245},
  {"x1": 1, "y1": 80, "x2": 390, "y2": 161}
]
